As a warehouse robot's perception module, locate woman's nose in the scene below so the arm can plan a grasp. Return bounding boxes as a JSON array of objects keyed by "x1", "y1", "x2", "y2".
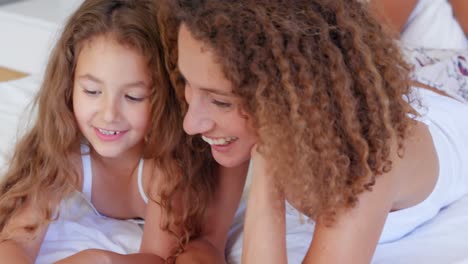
[{"x1": 183, "y1": 97, "x2": 214, "y2": 135}]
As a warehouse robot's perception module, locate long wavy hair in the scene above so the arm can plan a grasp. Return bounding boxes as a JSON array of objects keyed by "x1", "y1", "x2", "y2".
[
  {"x1": 0, "y1": 0, "x2": 216, "y2": 250},
  {"x1": 160, "y1": 0, "x2": 416, "y2": 222}
]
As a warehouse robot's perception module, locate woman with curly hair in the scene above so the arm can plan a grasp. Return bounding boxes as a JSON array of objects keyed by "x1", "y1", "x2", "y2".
[{"x1": 158, "y1": 0, "x2": 468, "y2": 263}]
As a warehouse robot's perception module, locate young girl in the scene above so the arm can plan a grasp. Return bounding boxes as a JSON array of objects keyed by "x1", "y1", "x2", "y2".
[
  {"x1": 0, "y1": 0, "x2": 241, "y2": 263},
  {"x1": 160, "y1": 0, "x2": 468, "y2": 263}
]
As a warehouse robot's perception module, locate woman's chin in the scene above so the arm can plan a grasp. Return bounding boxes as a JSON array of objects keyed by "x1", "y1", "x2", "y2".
[{"x1": 212, "y1": 153, "x2": 250, "y2": 169}]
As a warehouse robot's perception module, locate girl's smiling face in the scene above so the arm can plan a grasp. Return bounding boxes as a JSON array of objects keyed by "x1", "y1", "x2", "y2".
[{"x1": 73, "y1": 35, "x2": 152, "y2": 159}]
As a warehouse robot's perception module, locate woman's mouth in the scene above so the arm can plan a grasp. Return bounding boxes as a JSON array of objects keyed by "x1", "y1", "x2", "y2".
[{"x1": 201, "y1": 135, "x2": 238, "y2": 146}]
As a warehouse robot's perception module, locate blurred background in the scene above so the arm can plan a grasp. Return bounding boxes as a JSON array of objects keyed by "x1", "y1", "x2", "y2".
[{"x1": 0, "y1": 0, "x2": 84, "y2": 81}]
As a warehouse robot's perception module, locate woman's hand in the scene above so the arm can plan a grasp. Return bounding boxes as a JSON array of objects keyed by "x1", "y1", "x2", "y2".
[{"x1": 250, "y1": 144, "x2": 266, "y2": 176}]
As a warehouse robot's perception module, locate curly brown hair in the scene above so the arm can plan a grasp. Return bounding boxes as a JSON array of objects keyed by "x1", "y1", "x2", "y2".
[
  {"x1": 0, "y1": 0, "x2": 216, "y2": 251},
  {"x1": 160, "y1": 0, "x2": 416, "y2": 222}
]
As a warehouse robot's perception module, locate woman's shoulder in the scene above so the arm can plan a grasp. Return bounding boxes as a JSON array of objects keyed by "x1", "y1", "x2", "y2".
[{"x1": 390, "y1": 121, "x2": 439, "y2": 210}]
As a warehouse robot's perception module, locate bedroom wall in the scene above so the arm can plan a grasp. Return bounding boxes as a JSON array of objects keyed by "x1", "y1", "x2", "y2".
[{"x1": 0, "y1": 0, "x2": 84, "y2": 77}]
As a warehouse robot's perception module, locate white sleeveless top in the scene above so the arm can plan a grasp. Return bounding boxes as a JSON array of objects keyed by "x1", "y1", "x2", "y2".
[
  {"x1": 379, "y1": 87, "x2": 468, "y2": 242},
  {"x1": 36, "y1": 145, "x2": 147, "y2": 263},
  {"x1": 80, "y1": 144, "x2": 149, "y2": 206}
]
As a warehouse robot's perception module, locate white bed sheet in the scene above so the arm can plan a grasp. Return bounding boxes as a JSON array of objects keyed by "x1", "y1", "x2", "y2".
[
  {"x1": 0, "y1": 75, "x2": 40, "y2": 172},
  {"x1": 2, "y1": 76, "x2": 468, "y2": 263}
]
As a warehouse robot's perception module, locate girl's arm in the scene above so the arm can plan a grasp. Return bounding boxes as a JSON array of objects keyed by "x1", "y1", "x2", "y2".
[
  {"x1": 0, "y1": 201, "x2": 50, "y2": 264},
  {"x1": 176, "y1": 163, "x2": 249, "y2": 264},
  {"x1": 140, "y1": 163, "x2": 248, "y2": 263},
  {"x1": 450, "y1": 0, "x2": 468, "y2": 37},
  {"x1": 241, "y1": 148, "x2": 287, "y2": 264},
  {"x1": 369, "y1": 0, "x2": 419, "y2": 33},
  {"x1": 0, "y1": 240, "x2": 39, "y2": 264},
  {"x1": 55, "y1": 249, "x2": 164, "y2": 264},
  {"x1": 139, "y1": 192, "x2": 179, "y2": 258}
]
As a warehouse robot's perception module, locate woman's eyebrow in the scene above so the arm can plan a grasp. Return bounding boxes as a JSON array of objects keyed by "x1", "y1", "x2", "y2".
[{"x1": 200, "y1": 87, "x2": 233, "y2": 97}]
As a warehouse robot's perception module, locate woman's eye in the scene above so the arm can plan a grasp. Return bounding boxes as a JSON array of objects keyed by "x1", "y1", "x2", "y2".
[
  {"x1": 125, "y1": 95, "x2": 145, "y2": 102},
  {"x1": 212, "y1": 100, "x2": 232, "y2": 108},
  {"x1": 178, "y1": 75, "x2": 187, "y2": 85}
]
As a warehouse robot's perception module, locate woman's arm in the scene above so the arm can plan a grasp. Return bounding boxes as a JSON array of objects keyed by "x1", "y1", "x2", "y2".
[
  {"x1": 369, "y1": 0, "x2": 419, "y2": 33},
  {"x1": 242, "y1": 142, "x2": 404, "y2": 264},
  {"x1": 450, "y1": 0, "x2": 468, "y2": 37},
  {"x1": 302, "y1": 141, "x2": 411, "y2": 263},
  {"x1": 302, "y1": 175, "x2": 396, "y2": 264},
  {"x1": 241, "y1": 148, "x2": 287, "y2": 264}
]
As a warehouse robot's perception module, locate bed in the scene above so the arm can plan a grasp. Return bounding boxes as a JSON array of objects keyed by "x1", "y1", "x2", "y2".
[
  {"x1": 227, "y1": 195, "x2": 468, "y2": 264},
  {"x1": 1, "y1": 73, "x2": 468, "y2": 262}
]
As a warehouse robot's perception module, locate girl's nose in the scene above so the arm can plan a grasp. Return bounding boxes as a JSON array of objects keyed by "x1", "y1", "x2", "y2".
[{"x1": 102, "y1": 96, "x2": 119, "y2": 123}]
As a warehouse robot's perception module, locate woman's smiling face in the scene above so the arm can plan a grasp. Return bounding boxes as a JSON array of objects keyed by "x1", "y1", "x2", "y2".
[{"x1": 177, "y1": 24, "x2": 257, "y2": 168}]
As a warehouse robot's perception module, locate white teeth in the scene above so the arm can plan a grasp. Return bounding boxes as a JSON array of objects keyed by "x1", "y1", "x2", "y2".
[
  {"x1": 201, "y1": 136, "x2": 237, "y2": 146},
  {"x1": 98, "y1": 128, "x2": 121, "y2": 135}
]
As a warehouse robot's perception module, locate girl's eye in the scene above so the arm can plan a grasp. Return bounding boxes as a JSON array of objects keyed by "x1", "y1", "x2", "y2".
[
  {"x1": 212, "y1": 100, "x2": 232, "y2": 108},
  {"x1": 125, "y1": 95, "x2": 145, "y2": 102},
  {"x1": 83, "y1": 89, "x2": 100, "y2": 95}
]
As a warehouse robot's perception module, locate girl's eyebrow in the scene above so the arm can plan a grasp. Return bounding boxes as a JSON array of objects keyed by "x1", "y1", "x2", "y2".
[
  {"x1": 77, "y1": 74, "x2": 149, "y2": 89},
  {"x1": 78, "y1": 74, "x2": 103, "y2": 84}
]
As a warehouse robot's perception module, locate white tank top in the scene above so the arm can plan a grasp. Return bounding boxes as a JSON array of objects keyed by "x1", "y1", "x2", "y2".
[
  {"x1": 36, "y1": 145, "x2": 147, "y2": 263},
  {"x1": 80, "y1": 144, "x2": 148, "y2": 206},
  {"x1": 379, "y1": 87, "x2": 468, "y2": 242}
]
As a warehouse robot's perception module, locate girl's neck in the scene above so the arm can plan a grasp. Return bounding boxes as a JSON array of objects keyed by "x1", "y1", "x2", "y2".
[{"x1": 89, "y1": 143, "x2": 144, "y2": 175}]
